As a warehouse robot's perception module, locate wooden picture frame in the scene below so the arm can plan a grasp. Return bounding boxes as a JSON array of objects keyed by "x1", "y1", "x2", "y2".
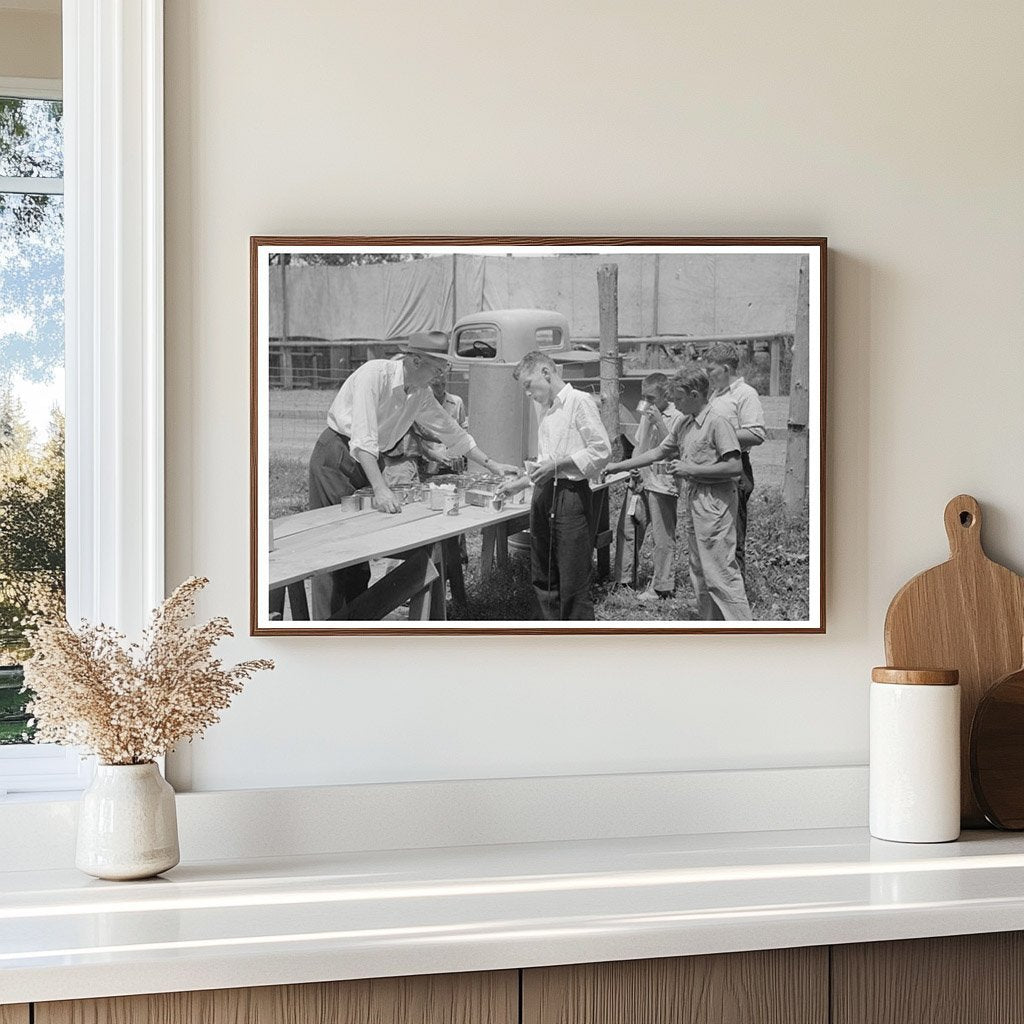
[{"x1": 251, "y1": 237, "x2": 826, "y2": 635}]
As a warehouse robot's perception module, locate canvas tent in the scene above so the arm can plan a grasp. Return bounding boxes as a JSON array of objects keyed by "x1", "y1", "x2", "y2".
[{"x1": 269, "y1": 252, "x2": 803, "y2": 344}]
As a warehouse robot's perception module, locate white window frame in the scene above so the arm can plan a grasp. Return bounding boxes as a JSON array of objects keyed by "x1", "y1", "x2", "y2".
[{"x1": 0, "y1": 0, "x2": 164, "y2": 797}]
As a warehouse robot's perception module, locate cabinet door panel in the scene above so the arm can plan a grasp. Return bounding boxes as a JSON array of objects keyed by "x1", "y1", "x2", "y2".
[
  {"x1": 832, "y1": 932, "x2": 1024, "y2": 1024},
  {"x1": 523, "y1": 949, "x2": 827, "y2": 1024},
  {"x1": 0, "y1": 1007, "x2": 30, "y2": 1024},
  {"x1": 36, "y1": 970, "x2": 518, "y2": 1024}
]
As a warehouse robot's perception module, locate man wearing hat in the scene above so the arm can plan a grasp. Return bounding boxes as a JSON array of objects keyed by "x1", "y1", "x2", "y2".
[{"x1": 308, "y1": 330, "x2": 517, "y2": 619}]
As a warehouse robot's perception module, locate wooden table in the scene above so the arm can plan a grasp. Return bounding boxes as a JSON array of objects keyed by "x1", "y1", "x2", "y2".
[{"x1": 269, "y1": 474, "x2": 627, "y2": 622}]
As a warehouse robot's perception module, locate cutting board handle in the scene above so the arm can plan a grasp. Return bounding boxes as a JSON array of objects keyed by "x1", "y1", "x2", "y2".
[{"x1": 944, "y1": 494, "x2": 983, "y2": 558}]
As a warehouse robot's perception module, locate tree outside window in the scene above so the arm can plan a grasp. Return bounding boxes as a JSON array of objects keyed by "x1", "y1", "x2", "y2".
[{"x1": 0, "y1": 94, "x2": 65, "y2": 744}]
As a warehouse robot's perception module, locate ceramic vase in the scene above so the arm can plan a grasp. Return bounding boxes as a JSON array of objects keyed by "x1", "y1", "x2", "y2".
[{"x1": 76, "y1": 762, "x2": 180, "y2": 880}]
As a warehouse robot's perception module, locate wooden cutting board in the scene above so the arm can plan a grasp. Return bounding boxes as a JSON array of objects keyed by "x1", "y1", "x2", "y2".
[{"x1": 884, "y1": 494, "x2": 1024, "y2": 827}]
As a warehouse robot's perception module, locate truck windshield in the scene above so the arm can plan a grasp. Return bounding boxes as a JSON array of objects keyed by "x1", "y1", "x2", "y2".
[{"x1": 455, "y1": 326, "x2": 498, "y2": 358}]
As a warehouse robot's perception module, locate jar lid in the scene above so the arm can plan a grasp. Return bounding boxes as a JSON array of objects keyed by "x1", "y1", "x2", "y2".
[{"x1": 871, "y1": 667, "x2": 959, "y2": 686}]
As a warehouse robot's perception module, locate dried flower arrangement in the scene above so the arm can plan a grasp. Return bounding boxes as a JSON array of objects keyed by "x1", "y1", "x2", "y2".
[{"x1": 22, "y1": 577, "x2": 273, "y2": 765}]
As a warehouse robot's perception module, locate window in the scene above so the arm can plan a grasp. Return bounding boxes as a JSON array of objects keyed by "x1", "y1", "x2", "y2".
[
  {"x1": 455, "y1": 325, "x2": 498, "y2": 359},
  {"x1": 0, "y1": 88, "x2": 64, "y2": 738},
  {"x1": 0, "y1": 9, "x2": 167, "y2": 798},
  {"x1": 535, "y1": 327, "x2": 563, "y2": 349},
  {"x1": 0, "y1": 81, "x2": 81, "y2": 795}
]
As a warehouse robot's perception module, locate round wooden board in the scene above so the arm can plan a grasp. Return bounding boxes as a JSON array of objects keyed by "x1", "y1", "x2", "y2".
[
  {"x1": 971, "y1": 664, "x2": 1024, "y2": 829},
  {"x1": 884, "y1": 495, "x2": 1024, "y2": 827}
]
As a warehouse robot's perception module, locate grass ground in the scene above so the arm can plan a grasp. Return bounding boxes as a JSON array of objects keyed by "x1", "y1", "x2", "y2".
[
  {"x1": 268, "y1": 383, "x2": 806, "y2": 622},
  {"x1": 269, "y1": 446, "x2": 809, "y2": 623},
  {"x1": 593, "y1": 482, "x2": 809, "y2": 622}
]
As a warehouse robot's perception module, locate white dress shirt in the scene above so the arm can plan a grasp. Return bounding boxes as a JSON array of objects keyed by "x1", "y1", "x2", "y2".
[
  {"x1": 536, "y1": 383, "x2": 612, "y2": 480},
  {"x1": 327, "y1": 359, "x2": 476, "y2": 461}
]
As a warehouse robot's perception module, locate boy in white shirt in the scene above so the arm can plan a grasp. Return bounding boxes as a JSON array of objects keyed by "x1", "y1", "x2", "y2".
[
  {"x1": 499, "y1": 351, "x2": 611, "y2": 620},
  {"x1": 706, "y1": 342, "x2": 766, "y2": 578}
]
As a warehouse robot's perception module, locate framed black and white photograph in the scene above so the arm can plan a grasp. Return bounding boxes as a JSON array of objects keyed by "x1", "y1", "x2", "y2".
[{"x1": 250, "y1": 237, "x2": 826, "y2": 635}]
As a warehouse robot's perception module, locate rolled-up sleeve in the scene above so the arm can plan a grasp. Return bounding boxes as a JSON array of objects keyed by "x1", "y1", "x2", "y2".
[
  {"x1": 736, "y1": 389, "x2": 767, "y2": 441},
  {"x1": 711, "y1": 416, "x2": 742, "y2": 460},
  {"x1": 348, "y1": 376, "x2": 384, "y2": 460},
  {"x1": 414, "y1": 396, "x2": 476, "y2": 458},
  {"x1": 569, "y1": 394, "x2": 612, "y2": 478}
]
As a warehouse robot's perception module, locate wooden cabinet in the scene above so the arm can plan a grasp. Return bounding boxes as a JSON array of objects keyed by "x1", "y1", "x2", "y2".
[
  {"x1": 14, "y1": 932, "x2": 1024, "y2": 1024},
  {"x1": 832, "y1": 932, "x2": 1024, "y2": 1024},
  {"x1": 34, "y1": 971, "x2": 518, "y2": 1024},
  {"x1": 522, "y1": 948, "x2": 828, "y2": 1024}
]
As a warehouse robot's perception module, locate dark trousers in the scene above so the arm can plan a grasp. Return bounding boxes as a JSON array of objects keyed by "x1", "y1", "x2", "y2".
[
  {"x1": 308, "y1": 428, "x2": 372, "y2": 619},
  {"x1": 530, "y1": 478, "x2": 595, "y2": 621},
  {"x1": 736, "y1": 451, "x2": 754, "y2": 578}
]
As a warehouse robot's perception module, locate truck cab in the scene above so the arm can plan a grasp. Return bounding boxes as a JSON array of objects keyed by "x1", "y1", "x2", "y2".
[
  {"x1": 449, "y1": 309, "x2": 578, "y2": 365},
  {"x1": 447, "y1": 309, "x2": 642, "y2": 454}
]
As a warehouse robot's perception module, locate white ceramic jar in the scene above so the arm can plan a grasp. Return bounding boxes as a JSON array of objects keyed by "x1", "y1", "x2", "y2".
[
  {"x1": 870, "y1": 667, "x2": 960, "y2": 843},
  {"x1": 76, "y1": 762, "x2": 180, "y2": 880}
]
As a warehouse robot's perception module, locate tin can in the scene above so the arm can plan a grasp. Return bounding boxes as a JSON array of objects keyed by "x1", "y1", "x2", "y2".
[
  {"x1": 652, "y1": 460, "x2": 671, "y2": 476},
  {"x1": 356, "y1": 488, "x2": 376, "y2": 510},
  {"x1": 444, "y1": 492, "x2": 460, "y2": 516},
  {"x1": 488, "y1": 495, "x2": 504, "y2": 513}
]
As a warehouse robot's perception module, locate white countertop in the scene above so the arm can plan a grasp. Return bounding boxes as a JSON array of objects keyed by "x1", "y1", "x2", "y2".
[{"x1": 4, "y1": 826, "x2": 1024, "y2": 1005}]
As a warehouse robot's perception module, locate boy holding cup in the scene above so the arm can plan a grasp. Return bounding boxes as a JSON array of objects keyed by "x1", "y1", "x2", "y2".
[
  {"x1": 613, "y1": 373, "x2": 683, "y2": 600},
  {"x1": 606, "y1": 367, "x2": 751, "y2": 621}
]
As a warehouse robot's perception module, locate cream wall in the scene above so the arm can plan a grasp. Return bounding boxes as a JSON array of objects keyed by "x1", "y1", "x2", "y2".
[
  {"x1": 0, "y1": 8, "x2": 60, "y2": 80},
  {"x1": 164, "y1": 1, "x2": 1024, "y2": 792}
]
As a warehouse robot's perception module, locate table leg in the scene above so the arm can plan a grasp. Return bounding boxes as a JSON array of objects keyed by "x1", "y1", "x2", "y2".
[
  {"x1": 269, "y1": 587, "x2": 285, "y2": 620},
  {"x1": 443, "y1": 536, "x2": 467, "y2": 604},
  {"x1": 287, "y1": 581, "x2": 310, "y2": 620},
  {"x1": 495, "y1": 523, "x2": 510, "y2": 572},
  {"x1": 407, "y1": 585, "x2": 431, "y2": 619},
  {"x1": 593, "y1": 491, "x2": 612, "y2": 581},
  {"x1": 480, "y1": 525, "x2": 497, "y2": 580},
  {"x1": 428, "y1": 542, "x2": 447, "y2": 621},
  {"x1": 336, "y1": 550, "x2": 437, "y2": 621}
]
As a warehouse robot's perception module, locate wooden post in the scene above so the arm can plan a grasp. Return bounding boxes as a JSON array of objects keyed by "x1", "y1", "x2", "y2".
[
  {"x1": 329, "y1": 343, "x2": 346, "y2": 388},
  {"x1": 279, "y1": 253, "x2": 293, "y2": 389},
  {"x1": 769, "y1": 336, "x2": 782, "y2": 397},
  {"x1": 280, "y1": 254, "x2": 290, "y2": 341},
  {"x1": 597, "y1": 263, "x2": 620, "y2": 442},
  {"x1": 451, "y1": 252, "x2": 458, "y2": 329},
  {"x1": 640, "y1": 255, "x2": 659, "y2": 369},
  {"x1": 783, "y1": 257, "x2": 811, "y2": 516},
  {"x1": 280, "y1": 347, "x2": 294, "y2": 390}
]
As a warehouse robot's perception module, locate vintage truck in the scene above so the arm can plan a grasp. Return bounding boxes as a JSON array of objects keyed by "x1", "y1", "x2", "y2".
[{"x1": 444, "y1": 308, "x2": 647, "y2": 462}]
